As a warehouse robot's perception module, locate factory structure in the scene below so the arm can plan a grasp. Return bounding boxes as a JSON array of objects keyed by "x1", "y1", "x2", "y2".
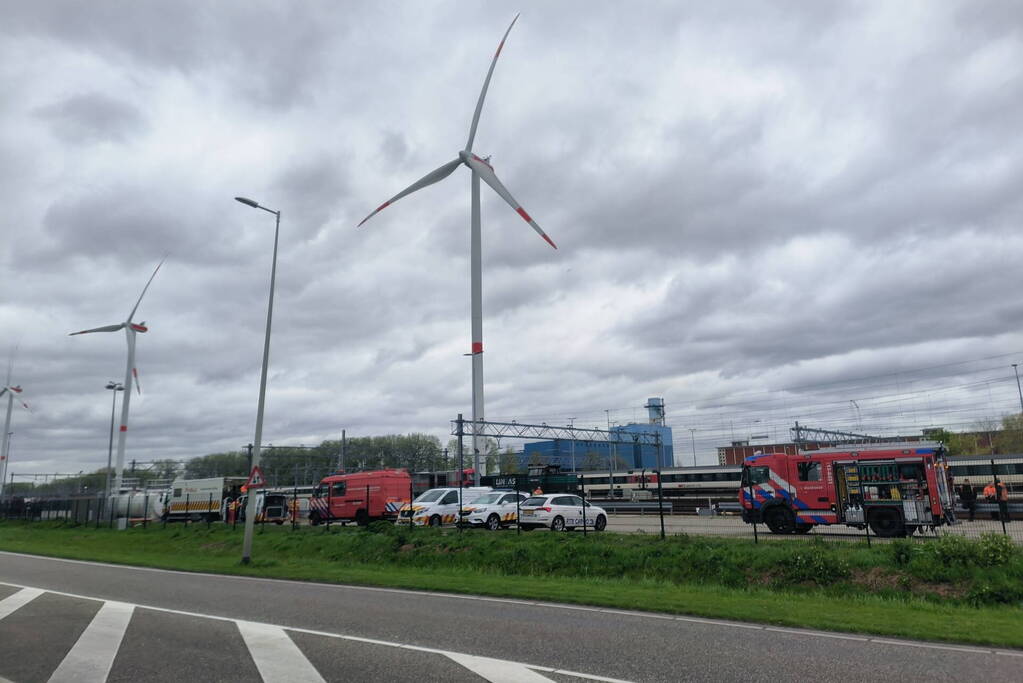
[{"x1": 520, "y1": 398, "x2": 674, "y2": 472}]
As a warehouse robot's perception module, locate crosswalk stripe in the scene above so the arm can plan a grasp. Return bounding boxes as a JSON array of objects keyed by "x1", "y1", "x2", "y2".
[
  {"x1": 0, "y1": 587, "x2": 44, "y2": 620},
  {"x1": 445, "y1": 652, "x2": 555, "y2": 682},
  {"x1": 47, "y1": 600, "x2": 134, "y2": 683},
  {"x1": 236, "y1": 620, "x2": 326, "y2": 683}
]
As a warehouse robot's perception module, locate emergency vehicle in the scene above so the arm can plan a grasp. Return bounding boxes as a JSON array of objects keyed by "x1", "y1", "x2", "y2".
[
  {"x1": 740, "y1": 443, "x2": 957, "y2": 537},
  {"x1": 308, "y1": 469, "x2": 411, "y2": 526},
  {"x1": 461, "y1": 490, "x2": 529, "y2": 530},
  {"x1": 162, "y1": 477, "x2": 247, "y2": 522},
  {"x1": 397, "y1": 486, "x2": 492, "y2": 527},
  {"x1": 235, "y1": 490, "x2": 291, "y2": 525},
  {"x1": 518, "y1": 494, "x2": 608, "y2": 531}
]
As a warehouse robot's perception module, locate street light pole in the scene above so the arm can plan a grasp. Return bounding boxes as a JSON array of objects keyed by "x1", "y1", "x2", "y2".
[
  {"x1": 104, "y1": 382, "x2": 124, "y2": 504},
  {"x1": 689, "y1": 428, "x2": 697, "y2": 467},
  {"x1": 569, "y1": 417, "x2": 576, "y2": 473},
  {"x1": 1013, "y1": 364, "x2": 1023, "y2": 414},
  {"x1": 235, "y1": 196, "x2": 281, "y2": 565}
]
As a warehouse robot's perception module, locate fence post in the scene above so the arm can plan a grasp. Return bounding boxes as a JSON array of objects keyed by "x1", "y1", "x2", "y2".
[
  {"x1": 581, "y1": 475, "x2": 587, "y2": 537},
  {"x1": 457, "y1": 413, "x2": 464, "y2": 534},
  {"x1": 184, "y1": 494, "x2": 190, "y2": 526},
  {"x1": 516, "y1": 477, "x2": 522, "y2": 535},
  {"x1": 326, "y1": 482, "x2": 332, "y2": 532},
  {"x1": 365, "y1": 484, "x2": 370, "y2": 527},
  {"x1": 292, "y1": 484, "x2": 298, "y2": 531},
  {"x1": 655, "y1": 434, "x2": 665, "y2": 540},
  {"x1": 747, "y1": 478, "x2": 758, "y2": 545},
  {"x1": 408, "y1": 480, "x2": 414, "y2": 529},
  {"x1": 143, "y1": 492, "x2": 149, "y2": 529},
  {"x1": 991, "y1": 459, "x2": 1008, "y2": 535},
  {"x1": 207, "y1": 493, "x2": 213, "y2": 530}
]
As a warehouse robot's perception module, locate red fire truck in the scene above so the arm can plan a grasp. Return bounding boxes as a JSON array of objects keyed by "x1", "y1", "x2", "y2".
[
  {"x1": 308, "y1": 469, "x2": 412, "y2": 526},
  {"x1": 740, "y1": 443, "x2": 957, "y2": 537}
]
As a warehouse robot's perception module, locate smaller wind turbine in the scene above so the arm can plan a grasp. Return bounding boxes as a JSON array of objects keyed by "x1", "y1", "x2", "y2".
[
  {"x1": 70, "y1": 259, "x2": 164, "y2": 499},
  {"x1": 0, "y1": 382, "x2": 29, "y2": 499}
]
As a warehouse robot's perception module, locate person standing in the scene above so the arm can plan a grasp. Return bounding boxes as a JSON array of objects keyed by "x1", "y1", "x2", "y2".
[
  {"x1": 996, "y1": 479, "x2": 1010, "y2": 524},
  {"x1": 959, "y1": 479, "x2": 977, "y2": 522}
]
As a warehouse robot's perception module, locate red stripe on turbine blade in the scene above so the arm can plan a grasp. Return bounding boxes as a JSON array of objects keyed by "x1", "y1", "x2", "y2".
[
  {"x1": 542, "y1": 234, "x2": 558, "y2": 250},
  {"x1": 516, "y1": 207, "x2": 532, "y2": 223},
  {"x1": 378, "y1": 201, "x2": 390, "y2": 211},
  {"x1": 472, "y1": 342, "x2": 483, "y2": 354},
  {"x1": 120, "y1": 425, "x2": 127, "y2": 432}
]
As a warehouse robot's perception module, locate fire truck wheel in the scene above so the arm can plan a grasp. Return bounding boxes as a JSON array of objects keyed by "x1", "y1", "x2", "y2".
[
  {"x1": 486, "y1": 514, "x2": 501, "y2": 531},
  {"x1": 764, "y1": 507, "x2": 795, "y2": 534},
  {"x1": 429, "y1": 515, "x2": 442, "y2": 527},
  {"x1": 868, "y1": 508, "x2": 905, "y2": 537},
  {"x1": 594, "y1": 515, "x2": 607, "y2": 531},
  {"x1": 551, "y1": 516, "x2": 566, "y2": 532},
  {"x1": 309, "y1": 512, "x2": 322, "y2": 526},
  {"x1": 793, "y1": 523, "x2": 813, "y2": 534}
]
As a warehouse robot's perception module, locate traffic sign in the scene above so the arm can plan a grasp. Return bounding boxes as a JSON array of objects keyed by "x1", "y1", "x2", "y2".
[{"x1": 245, "y1": 465, "x2": 267, "y2": 489}]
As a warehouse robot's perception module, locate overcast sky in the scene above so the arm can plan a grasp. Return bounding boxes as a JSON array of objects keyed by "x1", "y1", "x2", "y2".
[{"x1": 2, "y1": 0, "x2": 1023, "y2": 477}]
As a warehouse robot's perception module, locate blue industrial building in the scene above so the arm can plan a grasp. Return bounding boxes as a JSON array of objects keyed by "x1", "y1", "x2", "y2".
[{"x1": 519, "y1": 399, "x2": 674, "y2": 472}]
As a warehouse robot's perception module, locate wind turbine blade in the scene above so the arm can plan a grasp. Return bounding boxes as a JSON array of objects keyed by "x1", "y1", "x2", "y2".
[
  {"x1": 357, "y1": 158, "x2": 461, "y2": 227},
  {"x1": 464, "y1": 154, "x2": 557, "y2": 249},
  {"x1": 70, "y1": 324, "x2": 126, "y2": 336},
  {"x1": 133, "y1": 367, "x2": 142, "y2": 395},
  {"x1": 128, "y1": 258, "x2": 166, "y2": 322},
  {"x1": 466, "y1": 14, "x2": 519, "y2": 152},
  {"x1": 0, "y1": 388, "x2": 6, "y2": 398}
]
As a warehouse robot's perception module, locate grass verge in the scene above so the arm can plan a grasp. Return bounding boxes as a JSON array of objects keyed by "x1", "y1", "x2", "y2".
[{"x1": 1, "y1": 520, "x2": 1021, "y2": 648}]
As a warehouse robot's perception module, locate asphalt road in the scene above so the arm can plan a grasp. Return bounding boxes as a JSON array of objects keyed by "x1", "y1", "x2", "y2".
[{"x1": 0, "y1": 551, "x2": 1019, "y2": 682}]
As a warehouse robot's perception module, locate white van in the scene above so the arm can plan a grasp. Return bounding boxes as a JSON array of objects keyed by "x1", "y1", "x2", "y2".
[{"x1": 397, "y1": 486, "x2": 491, "y2": 526}]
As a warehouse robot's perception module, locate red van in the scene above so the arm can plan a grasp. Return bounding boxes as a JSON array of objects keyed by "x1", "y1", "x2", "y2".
[{"x1": 308, "y1": 469, "x2": 412, "y2": 526}]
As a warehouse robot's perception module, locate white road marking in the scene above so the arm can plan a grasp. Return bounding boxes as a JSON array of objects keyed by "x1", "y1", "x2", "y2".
[
  {"x1": 445, "y1": 652, "x2": 555, "y2": 682},
  {"x1": 0, "y1": 581, "x2": 627, "y2": 683},
  {"x1": 47, "y1": 601, "x2": 134, "y2": 683},
  {"x1": 236, "y1": 620, "x2": 325, "y2": 683},
  {"x1": 0, "y1": 586, "x2": 43, "y2": 620},
  {"x1": 1, "y1": 552, "x2": 1020, "y2": 658}
]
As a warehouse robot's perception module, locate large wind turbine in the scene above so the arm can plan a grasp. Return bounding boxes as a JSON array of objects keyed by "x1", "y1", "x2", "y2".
[
  {"x1": 358, "y1": 15, "x2": 555, "y2": 483},
  {"x1": 70, "y1": 260, "x2": 163, "y2": 498}
]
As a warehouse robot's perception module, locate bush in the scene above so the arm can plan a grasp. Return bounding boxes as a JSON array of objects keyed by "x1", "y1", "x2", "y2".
[
  {"x1": 888, "y1": 540, "x2": 917, "y2": 567},
  {"x1": 779, "y1": 547, "x2": 850, "y2": 585},
  {"x1": 365, "y1": 520, "x2": 397, "y2": 535},
  {"x1": 929, "y1": 535, "x2": 976, "y2": 567},
  {"x1": 976, "y1": 532, "x2": 1015, "y2": 567},
  {"x1": 966, "y1": 578, "x2": 1023, "y2": 606}
]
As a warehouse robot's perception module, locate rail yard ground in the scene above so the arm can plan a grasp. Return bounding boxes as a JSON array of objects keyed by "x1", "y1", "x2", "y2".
[{"x1": 1, "y1": 520, "x2": 1021, "y2": 649}]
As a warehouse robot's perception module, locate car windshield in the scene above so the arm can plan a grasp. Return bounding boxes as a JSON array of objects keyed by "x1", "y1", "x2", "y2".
[
  {"x1": 469, "y1": 493, "x2": 503, "y2": 505},
  {"x1": 522, "y1": 497, "x2": 548, "y2": 506},
  {"x1": 414, "y1": 490, "x2": 445, "y2": 503}
]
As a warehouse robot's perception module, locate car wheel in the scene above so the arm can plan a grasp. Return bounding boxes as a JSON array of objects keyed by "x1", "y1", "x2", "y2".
[
  {"x1": 429, "y1": 515, "x2": 442, "y2": 527},
  {"x1": 594, "y1": 515, "x2": 607, "y2": 531},
  {"x1": 764, "y1": 507, "x2": 795, "y2": 534},
  {"x1": 486, "y1": 514, "x2": 501, "y2": 531},
  {"x1": 551, "y1": 516, "x2": 566, "y2": 532},
  {"x1": 869, "y1": 508, "x2": 905, "y2": 537}
]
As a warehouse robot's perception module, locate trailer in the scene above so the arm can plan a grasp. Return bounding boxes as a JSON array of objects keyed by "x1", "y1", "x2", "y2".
[
  {"x1": 162, "y1": 477, "x2": 247, "y2": 523},
  {"x1": 740, "y1": 443, "x2": 957, "y2": 537}
]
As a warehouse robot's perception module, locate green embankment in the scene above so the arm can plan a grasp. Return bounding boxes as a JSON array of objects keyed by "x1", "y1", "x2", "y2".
[{"x1": 1, "y1": 520, "x2": 1021, "y2": 648}]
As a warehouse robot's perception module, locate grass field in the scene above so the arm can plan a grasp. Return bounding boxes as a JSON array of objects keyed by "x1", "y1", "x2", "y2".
[{"x1": 1, "y1": 520, "x2": 1021, "y2": 648}]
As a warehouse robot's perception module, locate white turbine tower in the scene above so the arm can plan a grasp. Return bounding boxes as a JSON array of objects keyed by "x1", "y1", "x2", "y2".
[
  {"x1": 70, "y1": 260, "x2": 164, "y2": 499},
  {"x1": 358, "y1": 15, "x2": 555, "y2": 484},
  {"x1": 0, "y1": 378, "x2": 29, "y2": 499}
]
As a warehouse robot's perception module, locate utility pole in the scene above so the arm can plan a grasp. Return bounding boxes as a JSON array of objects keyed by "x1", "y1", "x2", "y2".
[
  {"x1": 1013, "y1": 364, "x2": 1023, "y2": 414},
  {"x1": 338, "y1": 429, "x2": 346, "y2": 472},
  {"x1": 569, "y1": 417, "x2": 577, "y2": 473},
  {"x1": 689, "y1": 428, "x2": 697, "y2": 467}
]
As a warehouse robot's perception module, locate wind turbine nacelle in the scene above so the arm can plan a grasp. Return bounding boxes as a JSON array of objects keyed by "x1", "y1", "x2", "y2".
[{"x1": 130, "y1": 323, "x2": 148, "y2": 333}]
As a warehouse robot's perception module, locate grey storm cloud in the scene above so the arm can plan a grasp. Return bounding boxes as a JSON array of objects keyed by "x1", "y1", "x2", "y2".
[{"x1": 2, "y1": 1, "x2": 1023, "y2": 477}]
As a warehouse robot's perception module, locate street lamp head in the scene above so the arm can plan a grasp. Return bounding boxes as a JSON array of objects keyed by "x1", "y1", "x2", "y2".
[
  {"x1": 235, "y1": 196, "x2": 260, "y2": 209},
  {"x1": 105, "y1": 382, "x2": 124, "y2": 391}
]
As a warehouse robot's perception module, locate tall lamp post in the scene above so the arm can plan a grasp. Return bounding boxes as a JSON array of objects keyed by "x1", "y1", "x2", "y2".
[
  {"x1": 1013, "y1": 364, "x2": 1023, "y2": 414},
  {"x1": 104, "y1": 382, "x2": 124, "y2": 503},
  {"x1": 689, "y1": 428, "x2": 697, "y2": 467},
  {"x1": 235, "y1": 196, "x2": 281, "y2": 565}
]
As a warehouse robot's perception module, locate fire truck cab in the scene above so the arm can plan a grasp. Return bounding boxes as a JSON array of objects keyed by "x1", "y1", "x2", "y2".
[{"x1": 740, "y1": 443, "x2": 957, "y2": 537}]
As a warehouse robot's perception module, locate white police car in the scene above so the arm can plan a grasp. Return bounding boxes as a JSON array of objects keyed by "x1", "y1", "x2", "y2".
[
  {"x1": 461, "y1": 491, "x2": 529, "y2": 530},
  {"x1": 518, "y1": 494, "x2": 607, "y2": 531}
]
